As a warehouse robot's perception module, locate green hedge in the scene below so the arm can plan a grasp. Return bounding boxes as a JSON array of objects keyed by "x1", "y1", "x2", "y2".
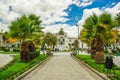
[
  {"x1": 0, "y1": 55, "x2": 18, "y2": 72},
  {"x1": 0, "y1": 54, "x2": 48, "y2": 80},
  {"x1": 13, "y1": 48, "x2": 20, "y2": 52},
  {"x1": 28, "y1": 49, "x2": 40, "y2": 60},
  {"x1": 104, "y1": 49, "x2": 108, "y2": 53},
  {"x1": 76, "y1": 55, "x2": 120, "y2": 80},
  {"x1": 0, "y1": 47, "x2": 9, "y2": 52}
]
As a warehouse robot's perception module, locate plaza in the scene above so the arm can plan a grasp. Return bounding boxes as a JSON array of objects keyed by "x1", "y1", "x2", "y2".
[{"x1": 0, "y1": 0, "x2": 120, "y2": 80}]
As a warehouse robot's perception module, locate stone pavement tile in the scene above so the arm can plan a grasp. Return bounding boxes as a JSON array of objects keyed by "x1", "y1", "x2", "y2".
[
  {"x1": 0, "y1": 54, "x2": 13, "y2": 67},
  {"x1": 113, "y1": 57, "x2": 120, "y2": 67},
  {"x1": 22, "y1": 52, "x2": 104, "y2": 80}
]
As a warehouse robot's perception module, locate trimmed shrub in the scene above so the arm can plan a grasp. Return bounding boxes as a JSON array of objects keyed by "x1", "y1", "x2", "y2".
[
  {"x1": 28, "y1": 41, "x2": 36, "y2": 52},
  {"x1": 28, "y1": 49, "x2": 40, "y2": 60},
  {"x1": 13, "y1": 48, "x2": 20, "y2": 52},
  {"x1": 4, "y1": 48, "x2": 10, "y2": 52},
  {"x1": 46, "y1": 48, "x2": 53, "y2": 55},
  {"x1": 28, "y1": 52, "x2": 36, "y2": 60},
  {"x1": 72, "y1": 50, "x2": 77, "y2": 55},
  {"x1": 0, "y1": 46, "x2": 5, "y2": 51},
  {"x1": 95, "y1": 51, "x2": 104, "y2": 63},
  {"x1": 112, "y1": 49, "x2": 116, "y2": 54},
  {"x1": 0, "y1": 46, "x2": 9, "y2": 52},
  {"x1": 20, "y1": 41, "x2": 39, "y2": 61},
  {"x1": 20, "y1": 41, "x2": 29, "y2": 61},
  {"x1": 46, "y1": 50, "x2": 51, "y2": 55},
  {"x1": 104, "y1": 49, "x2": 108, "y2": 53},
  {"x1": 35, "y1": 49, "x2": 40, "y2": 55}
]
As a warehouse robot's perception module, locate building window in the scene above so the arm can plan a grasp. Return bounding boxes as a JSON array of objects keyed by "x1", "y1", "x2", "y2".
[
  {"x1": 63, "y1": 39, "x2": 65, "y2": 42},
  {"x1": 58, "y1": 39, "x2": 60, "y2": 42}
]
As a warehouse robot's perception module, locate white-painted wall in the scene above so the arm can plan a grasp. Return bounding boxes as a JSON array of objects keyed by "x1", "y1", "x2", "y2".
[{"x1": 55, "y1": 32, "x2": 88, "y2": 51}]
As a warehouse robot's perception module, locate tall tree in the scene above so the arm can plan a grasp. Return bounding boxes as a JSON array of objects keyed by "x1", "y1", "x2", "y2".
[
  {"x1": 115, "y1": 12, "x2": 120, "y2": 25},
  {"x1": 2, "y1": 32, "x2": 9, "y2": 43},
  {"x1": 80, "y1": 12, "x2": 118, "y2": 63},
  {"x1": 115, "y1": 12, "x2": 120, "y2": 46},
  {"x1": 44, "y1": 32, "x2": 57, "y2": 50},
  {"x1": 9, "y1": 14, "x2": 43, "y2": 61},
  {"x1": 44, "y1": 32, "x2": 53, "y2": 48},
  {"x1": 9, "y1": 14, "x2": 43, "y2": 40},
  {"x1": 73, "y1": 39, "x2": 79, "y2": 49},
  {"x1": 9, "y1": 15, "x2": 32, "y2": 39},
  {"x1": 51, "y1": 35, "x2": 57, "y2": 50}
]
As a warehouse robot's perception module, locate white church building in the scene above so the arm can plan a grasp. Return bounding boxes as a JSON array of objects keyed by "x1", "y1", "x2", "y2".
[{"x1": 54, "y1": 28, "x2": 87, "y2": 51}]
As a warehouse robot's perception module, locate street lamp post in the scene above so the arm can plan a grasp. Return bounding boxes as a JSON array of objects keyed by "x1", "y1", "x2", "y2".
[
  {"x1": 75, "y1": 16, "x2": 80, "y2": 55},
  {"x1": 76, "y1": 24, "x2": 79, "y2": 55}
]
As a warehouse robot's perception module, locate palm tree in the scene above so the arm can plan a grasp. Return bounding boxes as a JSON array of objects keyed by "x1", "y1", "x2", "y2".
[
  {"x1": 2, "y1": 32, "x2": 9, "y2": 43},
  {"x1": 115, "y1": 12, "x2": 120, "y2": 25},
  {"x1": 29, "y1": 31, "x2": 44, "y2": 48},
  {"x1": 44, "y1": 32, "x2": 57, "y2": 50},
  {"x1": 9, "y1": 14, "x2": 43, "y2": 40},
  {"x1": 44, "y1": 32, "x2": 57, "y2": 55},
  {"x1": 9, "y1": 15, "x2": 32, "y2": 39},
  {"x1": 27, "y1": 14, "x2": 44, "y2": 48},
  {"x1": 51, "y1": 35, "x2": 57, "y2": 51},
  {"x1": 9, "y1": 14, "x2": 43, "y2": 61},
  {"x1": 44, "y1": 32, "x2": 53, "y2": 48},
  {"x1": 81, "y1": 12, "x2": 118, "y2": 63},
  {"x1": 80, "y1": 13, "x2": 99, "y2": 59},
  {"x1": 73, "y1": 39, "x2": 79, "y2": 49},
  {"x1": 115, "y1": 12, "x2": 120, "y2": 47}
]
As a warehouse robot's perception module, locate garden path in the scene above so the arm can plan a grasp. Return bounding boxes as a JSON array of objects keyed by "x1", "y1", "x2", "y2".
[
  {"x1": 113, "y1": 56, "x2": 120, "y2": 67},
  {"x1": 22, "y1": 52, "x2": 104, "y2": 80},
  {"x1": 0, "y1": 54, "x2": 13, "y2": 67}
]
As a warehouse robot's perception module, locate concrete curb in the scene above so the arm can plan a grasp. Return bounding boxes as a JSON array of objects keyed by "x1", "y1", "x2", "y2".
[
  {"x1": 71, "y1": 55, "x2": 110, "y2": 80},
  {"x1": 14, "y1": 55, "x2": 52, "y2": 80}
]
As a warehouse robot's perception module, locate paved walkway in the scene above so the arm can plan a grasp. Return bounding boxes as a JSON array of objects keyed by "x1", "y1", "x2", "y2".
[
  {"x1": 22, "y1": 52, "x2": 104, "y2": 80},
  {"x1": 113, "y1": 56, "x2": 120, "y2": 67},
  {"x1": 0, "y1": 54, "x2": 13, "y2": 67}
]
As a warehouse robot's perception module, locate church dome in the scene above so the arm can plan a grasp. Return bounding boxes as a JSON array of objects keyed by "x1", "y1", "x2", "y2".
[{"x1": 58, "y1": 28, "x2": 65, "y2": 35}]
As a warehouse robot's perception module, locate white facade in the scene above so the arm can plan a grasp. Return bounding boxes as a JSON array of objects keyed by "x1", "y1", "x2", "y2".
[
  {"x1": 0, "y1": 33, "x2": 3, "y2": 46},
  {"x1": 55, "y1": 28, "x2": 87, "y2": 51},
  {"x1": 0, "y1": 32, "x2": 6, "y2": 47}
]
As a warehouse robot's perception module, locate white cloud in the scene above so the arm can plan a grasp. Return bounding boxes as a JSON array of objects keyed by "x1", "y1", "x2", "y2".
[
  {"x1": 0, "y1": 0, "x2": 72, "y2": 32},
  {"x1": 80, "y1": 0, "x2": 93, "y2": 7},
  {"x1": 105, "y1": 2, "x2": 120, "y2": 18},
  {"x1": 11, "y1": 0, "x2": 72, "y2": 25},
  {"x1": 0, "y1": 0, "x2": 120, "y2": 38},
  {"x1": 78, "y1": 2, "x2": 120, "y2": 28},
  {"x1": 78, "y1": 8, "x2": 103, "y2": 26},
  {"x1": 0, "y1": 0, "x2": 94, "y2": 26},
  {"x1": 111, "y1": 2, "x2": 116, "y2": 6},
  {"x1": 64, "y1": 25, "x2": 82, "y2": 38},
  {"x1": 0, "y1": 0, "x2": 75, "y2": 28},
  {"x1": 76, "y1": 2, "x2": 120, "y2": 38},
  {"x1": 42, "y1": 24, "x2": 82, "y2": 38},
  {"x1": 0, "y1": 22, "x2": 9, "y2": 32},
  {"x1": 0, "y1": 0, "x2": 91, "y2": 37},
  {"x1": 73, "y1": 0, "x2": 93, "y2": 7},
  {"x1": 0, "y1": 2, "x2": 9, "y2": 18}
]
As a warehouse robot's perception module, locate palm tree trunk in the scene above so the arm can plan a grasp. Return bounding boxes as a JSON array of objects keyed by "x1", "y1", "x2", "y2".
[
  {"x1": 90, "y1": 39, "x2": 96, "y2": 59},
  {"x1": 95, "y1": 38, "x2": 104, "y2": 63},
  {"x1": 20, "y1": 40, "x2": 30, "y2": 61},
  {"x1": 52, "y1": 45, "x2": 54, "y2": 51}
]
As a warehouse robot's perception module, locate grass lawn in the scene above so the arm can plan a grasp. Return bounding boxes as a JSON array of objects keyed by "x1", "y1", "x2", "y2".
[
  {"x1": 0, "y1": 54, "x2": 48, "y2": 80},
  {"x1": 76, "y1": 55, "x2": 120, "y2": 80},
  {"x1": 0, "y1": 51, "x2": 20, "y2": 54}
]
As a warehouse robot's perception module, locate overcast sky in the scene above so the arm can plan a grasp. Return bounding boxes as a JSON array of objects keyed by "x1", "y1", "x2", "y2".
[{"x1": 0, "y1": 0, "x2": 120, "y2": 37}]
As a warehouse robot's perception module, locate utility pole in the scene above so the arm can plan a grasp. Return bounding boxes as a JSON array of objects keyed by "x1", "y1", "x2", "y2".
[
  {"x1": 76, "y1": 24, "x2": 79, "y2": 55},
  {"x1": 75, "y1": 16, "x2": 79, "y2": 55}
]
